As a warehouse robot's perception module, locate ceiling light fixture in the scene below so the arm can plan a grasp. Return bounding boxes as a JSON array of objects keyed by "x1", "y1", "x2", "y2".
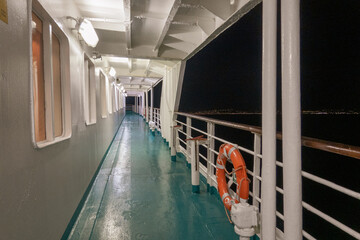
[
  {"x1": 109, "y1": 67, "x2": 116, "y2": 77},
  {"x1": 78, "y1": 18, "x2": 99, "y2": 47},
  {"x1": 66, "y1": 17, "x2": 99, "y2": 48}
]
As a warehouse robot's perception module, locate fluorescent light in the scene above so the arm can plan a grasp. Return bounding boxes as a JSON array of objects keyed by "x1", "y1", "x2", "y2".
[
  {"x1": 109, "y1": 67, "x2": 116, "y2": 77},
  {"x1": 78, "y1": 19, "x2": 99, "y2": 47},
  {"x1": 32, "y1": 21, "x2": 36, "y2": 29},
  {"x1": 121, "y1": 86, "x2": 124, "y2": 91}
]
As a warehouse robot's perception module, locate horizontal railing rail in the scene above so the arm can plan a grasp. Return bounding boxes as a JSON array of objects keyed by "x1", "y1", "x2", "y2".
[
  {"x1": 174, "y1": 111, "x2": 360, "y2": 240},
  {"x1": 177, "y1": 112, "x2": 360, "y2": 159}
]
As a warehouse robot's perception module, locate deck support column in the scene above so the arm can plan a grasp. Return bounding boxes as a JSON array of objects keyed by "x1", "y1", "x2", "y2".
[
  {"x1": 150, "y1": 87, "x2": 154, "y2": 122},
  {"x1": 261, "y1": 0, "x2": 277, "y2": 239},
  {"x1": 135, "y1": 96, "x2": 138, "y2": 113},
  {"x1": 141, "y1": 93, "x2": 145, "y2": 117},
  {"x1": 145, "y1": 91, "x2": 149, "y2": 122},
  {"x1": 281, "y1": 0, "x2": 302, "y2": 239}
]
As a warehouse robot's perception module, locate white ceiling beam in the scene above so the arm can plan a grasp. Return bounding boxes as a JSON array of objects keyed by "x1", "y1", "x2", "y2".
[
  {"x1": 123, "y1": 82, "x2": 153, "y2": 86},
  {"x1": 123, "y1": 0, "x2": 132, "y2": 53},
  {"x1": 125, "y1": 86, "x2": 150, "y2": 91},
  {"x1": 163, "y1": 41, "x2": 194, "y2": 54},
  {"x1": 179, "y1": 3, "x2": 203, "y2": 9},
  {"x1": 144, "y1": 60, "x2": 152, "y2": 77},
  {"x1": 153, "y1": 0, "x2": 182, "y2": 52},
  {"x1": 132, "y1": 11, "x2": 167, "y2": 20},
  {"x1": 200, "y1": 0, "x2": 232, "y2": 20},
  {"x1": 171, "y1": 21, "x2": 198, "y2": 26},
  {"x1": 90, "y1": 21, "x2": 126, "y2": 32},
  {"x1": 128, "y1": 58, "x2": 133, "y2": 73}
]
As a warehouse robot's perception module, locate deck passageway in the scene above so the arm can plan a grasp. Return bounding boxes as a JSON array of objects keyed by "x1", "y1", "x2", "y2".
[{"x1": 68, "y1": 113, "x2": 238, "y2": 240}]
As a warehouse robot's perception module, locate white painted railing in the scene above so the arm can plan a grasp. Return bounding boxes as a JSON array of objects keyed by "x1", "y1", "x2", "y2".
[
  {"x1": 175, "y1": 112, "x2": 360, "y2": 240},
  {"x1": 153, "y1": 108, "x2": 161, "y2": 131},
  {"x1": 143, "y1": 106, "x2": 161, "y2": 131}
]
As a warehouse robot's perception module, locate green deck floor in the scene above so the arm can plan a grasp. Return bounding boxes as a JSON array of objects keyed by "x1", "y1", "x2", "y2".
[{"x1": 68, "y1": 113, "x2": 239, "y2": 240}]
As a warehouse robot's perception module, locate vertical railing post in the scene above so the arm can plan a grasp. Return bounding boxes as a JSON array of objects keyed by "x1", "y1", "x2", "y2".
[
  {"x1": 252, "y1": 133, "x2": 261, "y2": 208},
  {"x1": 157, "y1": 109, "x2": 160, "y2": 129},
  {"x1": 187, "y1": 137, "x2": 208, "y2": 193},
  {"x1": 186, "y1": 117, "x2": 192, "y2": 168},
  {"x1": 281, "y1": 0, "x2": 302, "y2": 239},
  {"x1": 171, "y1": 124, "x2": 182, "y2": 162},
  {"x1": 206, "y1": 122, "x2": 215, "y2": 193},
  {"x1": 190, "y1": 140, "x2": 199, "y2": 193}
]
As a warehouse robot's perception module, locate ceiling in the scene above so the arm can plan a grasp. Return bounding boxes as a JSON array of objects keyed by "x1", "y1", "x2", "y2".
[{"x1": 73, "y1": 0, "x2": 260, "y2": 93}]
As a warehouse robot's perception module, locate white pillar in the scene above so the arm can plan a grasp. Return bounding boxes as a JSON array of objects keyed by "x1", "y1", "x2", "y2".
[
  {"x1": 135, "y1": 96, "x2": 138, "y2": 113},
  {"x1": 190, "y1": 140, "x2": 200, "y2": 193},
  {"x1": 281, "y1": 0, "x2": 302, "y2": 239},
  {"x1": 142, "y1": 93, "x2": 145, "y2": 117},
  {"x1": 137, "y1": 96, "x2": 139, "y2": 113},
  {"x1": 261, "y1": 0, "x2": 277, "y2": 239},
  {"x1": 146, "y1": 91, "x2": 149, "y2": 122},
  {"x1": 150, "y1": 87, "x2": 154, "y2": 122}
]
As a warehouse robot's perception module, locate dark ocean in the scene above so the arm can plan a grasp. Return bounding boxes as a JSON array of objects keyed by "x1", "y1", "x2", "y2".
[{"x1": 177, "y1": 113, "x2": 360, "y2": 240}]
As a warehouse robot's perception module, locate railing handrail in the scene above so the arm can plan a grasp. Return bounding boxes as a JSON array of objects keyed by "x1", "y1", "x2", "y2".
[
  {"x1": 176, "y1": 111, "x2": 360, "y2": 160},
  {"x1": 175, "y1": 111, "x2": 262, "y2": 133}
]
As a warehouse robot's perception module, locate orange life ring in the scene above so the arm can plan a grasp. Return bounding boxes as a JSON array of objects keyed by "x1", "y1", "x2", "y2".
[{"x1": 216, "y1": 144, "x2": 249, "y2": 211}]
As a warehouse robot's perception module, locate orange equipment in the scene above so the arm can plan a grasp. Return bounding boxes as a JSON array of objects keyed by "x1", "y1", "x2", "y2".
[{"x1": 216, "y1": 144, "x2": 250, "y2": 211}]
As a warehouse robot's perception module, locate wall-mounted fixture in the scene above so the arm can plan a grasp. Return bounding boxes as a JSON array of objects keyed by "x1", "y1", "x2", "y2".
[
  {"x1": 66, "y1": 17, "x2": 99, "y2": 48},
  {"x1": 92, "y1": 51, "x2": 102, "y2": 61},
  {"x1": 78, "y1": 19, "x2": 99, "y2": 47},
  {"x1": 109, "y1": 67, "x2": 116, "y2": 77}
]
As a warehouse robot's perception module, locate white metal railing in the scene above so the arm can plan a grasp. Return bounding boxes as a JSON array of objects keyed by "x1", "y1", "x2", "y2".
[
  {"x1": 144, "y1": 106, "x2": 161, "y2": 131},
  {"x1": 153, "y1": 108, "x2": 161, "y2": 130},
  {"x1": 175, "y1": 112, "x2": 360, "y2": 240}
]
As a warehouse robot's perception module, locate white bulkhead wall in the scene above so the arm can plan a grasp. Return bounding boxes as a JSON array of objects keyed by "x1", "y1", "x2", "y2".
[
  {"x1": 160, "y1": 61, "x2": 186, "y2": 143},
  {"x1": 0, "y1": 1, "x2": 125, "y2": 240}
]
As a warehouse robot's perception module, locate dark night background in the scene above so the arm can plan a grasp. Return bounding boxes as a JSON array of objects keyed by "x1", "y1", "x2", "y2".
[
  {"x1": 174, "y1": 1, "x2": 360, "y2": 239},
  {"x1": 179, "y1": 0, "x2": 360, "y2": 113}
]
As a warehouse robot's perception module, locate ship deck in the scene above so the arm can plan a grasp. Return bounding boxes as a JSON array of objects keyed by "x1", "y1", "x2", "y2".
[{"x1": 68, "y1": 112, "x2": 238, "y2": 240}]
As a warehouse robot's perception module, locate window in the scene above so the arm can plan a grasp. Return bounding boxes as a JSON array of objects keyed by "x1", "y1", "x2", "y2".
[
  {"x1": 32, "y1": 12, "x2": 46, "y2": 142},
  {"x1": 31, "y1": 3, "x2": 71, "y2": 148},
  {"x1": 99, "y1": 69, "x2": 108, "y2": 118},
  {"x1": 84, "y1": 55, "x2": 96, "y2": 125},
  {"x1": 52, "y1": 33, "x2": 62, "y2": 137}
]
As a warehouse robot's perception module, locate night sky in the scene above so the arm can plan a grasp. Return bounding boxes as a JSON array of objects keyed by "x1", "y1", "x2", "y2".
[{"x1": 179, "y1": 0, "x2": 360, "y2": 113}]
